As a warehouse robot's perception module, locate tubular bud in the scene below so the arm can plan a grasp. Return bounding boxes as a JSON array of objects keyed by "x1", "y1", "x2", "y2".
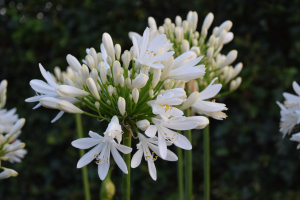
[
  {"x1": 118, "y1": 97, "x2": 126, "y2": 116},
  {"x1": 86, "y1": 78, "x2": 100, "y2": 100},
  {"x1": 132, "y1": 88, "x2": 139, "y2": 103},
  {"x1": 115, "y1": 44, "x2": 121, "y2": 60},
  {"x1": 57, "y1": 100, "x2": 83, "y2": 114}
]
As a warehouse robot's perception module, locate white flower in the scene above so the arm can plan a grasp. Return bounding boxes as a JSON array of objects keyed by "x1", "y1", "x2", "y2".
[
  {"x1": 167, "y1": 56, "x2": 205, "y2": 82},
  {"x1": 283, "y1": 81, "x2": 300, "y2": 108},
  {"x1": 192, "y1": 78, "x2": 228, "y2": 120},
  {"x1": 104, "y1": 116, "x2": 123, "y2": 144},
  {"x1": 0, "y1": 108, "x2": 18, "y2": 133},
  {"x1": 132, "y1": 27, "x2": 174, "y2": 69},
  {"x1": 0, "y1": 168, "x2": 18, "y2": 179},
  {"x1": 6, "y1": 140, "x2": 27, "y2": 163},
  {"x1": 131, "y1": 133, "x2": 177, "y2": 180},
  {"x1": 147, "y1": 92, "x2": 184, "y2": 120},
  {"x1": 72, "y1": 130, "x2": 132, "y2": 180},
  {"x1": 290, "y1": 132, "x2": 300, "y2": 149},
  {"x1": 145, "y1": 117, "x2": 198, "y2": 158}
]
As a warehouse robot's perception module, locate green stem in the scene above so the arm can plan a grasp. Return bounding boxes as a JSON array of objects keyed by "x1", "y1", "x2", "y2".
[
  {"x1": 177, "y1": 147, "x2": 184, "y2": 200},
  {"x1": 122, "y1": 127, "x2": 132, "y2": 200},
  {"x1": 184, "y1": 109, "x2": 192, "y2": 200},
  {"x1": 203, "y1": 124, "x2": 210, "y2": 200},
  {"x1": 75, "y1": 112, "x2": 91, "y2": 200}
]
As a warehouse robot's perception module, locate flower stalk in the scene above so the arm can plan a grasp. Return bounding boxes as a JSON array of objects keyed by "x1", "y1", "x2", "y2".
[
  {"x1": 203, "y1": 124, "x2": 210, "y2": 200},
  {"x1": 184, "y1": 109, "x2": 193, "y2": 200},
  {"x1": 75, "y1": 111, "x2": 91, "y2": 200},
  {"x1": 122, "y1": 126, "x2": 132, "y2": 200},
  {"x1": 177, "y1": 146, "x2": 184, "y2": 200}
]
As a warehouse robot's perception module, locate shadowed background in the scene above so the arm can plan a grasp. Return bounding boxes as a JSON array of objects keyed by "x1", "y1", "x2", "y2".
[{"x1": 1, "y1": 0, "x2": 300, "y2": 199}]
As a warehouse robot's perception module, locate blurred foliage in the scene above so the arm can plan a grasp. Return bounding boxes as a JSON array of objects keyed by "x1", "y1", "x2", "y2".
[{"x1": 1, "y1": 0, "x2": 300, "y2": 199}]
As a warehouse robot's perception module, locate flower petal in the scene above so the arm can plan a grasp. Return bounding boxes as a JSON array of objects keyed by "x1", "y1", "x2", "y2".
[
  {"x1": 71, "y1": 138, "x2": 102, "y2": 149},
  {"x1": 51, "y1": 111, "x2": 64, "y2": 123},
  {"x1": 147, "y1": 160, "x2": 157, "y2": 181},
  {"x1": 131, "y1": 148, "x2": 143, "y2": 168},
  {"x1": 111, "y1": 145, "x2": 128, "y2": 174},
  {"x1": 114, "y1": 143, "x2": 132, "y2": 154},
  {"x1": 174, "y1": 134, "x2": 192, "y2": 150},
  {"x1": 145, "y1": 125, "x2": 157, "y2": 137},
  {"x1": 98, "y1": 161, "x2": 110, "y2": 180},
  {"x1": 77, "y1": 143, "x2": 103, "y2": 168},
  {"x1": 148, "y1": 143, "x2": 178, "y2": 161},
  {"x1": 157, "y1": 131, "x2": 167, "y2": 159}
]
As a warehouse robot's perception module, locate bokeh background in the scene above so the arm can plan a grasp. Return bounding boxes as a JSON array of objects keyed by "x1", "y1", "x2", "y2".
[{"x1": 1, "y1": 0, "x2": 300, "y2": 199}]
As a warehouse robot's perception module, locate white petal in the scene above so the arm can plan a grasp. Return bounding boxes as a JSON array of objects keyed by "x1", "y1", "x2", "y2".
[
  {"x1": 163, "y1": 120, "x2": 198, "y2": 131},
  {"x1": 174, "y1": 134, "x2": 192, "y2": 150},
  {"x1": 77, "y1": 143, "x2": 103, "y2": 168},
  {"x1": 51, "y1": 111, "x2": 64, "y2": 123},
  {"x1": 33, "y1": 103, "x2": 41, "y2": 110},
  {"x1": 114, "y1": 143, "x2": 132, "y2": 154},
  {"x1": 89, "y1": 131, "x2": 103, "y2": 139},
  {"x1": 147, "y1": 161, "x2": 157, "y2": 181},
  {"x1": 30, "y1": 80, "x2": 57, "y2": 95},
  {"x1": 39, "y1": 64, "x2": 59, "y2": 88},
  {"x1": 199, "y1": 83, "x2": 222, "y2": 100},
  {"x1": 111, "y1": 145, "x2": 128, "y2": 174},
  {"x1": 293, "y1": 81, "x2": 300, "y2": 96},
  {"x1": 145, "y1": 125, "x2": 157, "y2": 137},
  {"x1": 131, "y1": 148, "x2": 143, "y2": 168},
  {"x1": 148, "y1": 143, "x2": 178, "y2": 161},
  {"x1": 158, "y1": 132, "x2": 167, "y2": 159},
  {"x1": 153, "y1": 51, "x2": 174, "y2": 63},
  {"x1": 71, "y1": 138, "x2": 101, "y2": 149},
  {"x1": 98, "y1": 161, "x2": 110, "y2": 180}
]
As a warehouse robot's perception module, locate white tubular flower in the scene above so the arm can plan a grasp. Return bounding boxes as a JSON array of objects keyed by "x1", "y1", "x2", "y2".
[
  {"x1": 223, "y1": 32, "x2": 234, "y2": 44},
  {"x1": 0, "y1": 168, "x2": 18, "y2": 179},
  {"x1": 147, "y1": 92, "x2": 184, "y2": 120},
  {"x1": 283, "y1": 81, "x2": 300, "y2": 107},
  {"x1": 160, "y1": 88, "x2": 187, "y2": 100},
  {"x1": 56, "y1": 85, "x2": 89, "y2": 98},
  {"x1": 102, "y1": 33, "x2": 115, "y2": 63},
  {"x1": 184, "y1": 116, "x2": 209, "y2": 129},
  {"x1": 132, "y1": 88, "x2": 139, "y2": 104},
  {"x1": 167, "y1": 56, "x2": 205, "y2": 82},
  {"x1": 0, "y1": 79, "x2": 7, "y2": 109},
  {"x1": 72, "y1": 130, "x2": 132, "y2": 180},
  {"x1": 57, "y1": 100, "x2": 83, "y2": 114},
  {"x1": 175, "y1": 15, "x2": 182, "y2": 27},
  {"x1": 130, "y1": 46, "x2": 137, "y2": 60},
  {"x1": 180, "y1": 92, "x2": 200, "y2": 110},
  {"x1": 118, "y1": 97, "x2": 126, "y2": 116},
  {"x1": 173, "y1": 51, "x2": 197, "y2": 69},
  {"x1": 118, "y1": 75, "x2": 125, "y2": 87},
  {"x1": 192, "y1": 78, "x2": 228, "y2": 120},
  {"x1": 85, "y1": 55, "x2": 95, "y2": 70},
  {"x1": 231, "y1": 62, "x2": 243, "y2": 79},
  {"x1": 67, "y1": 54, "x2": 82, "y2": 71},
  {"x1": 202, "y1": 12, "x2": 214, "y2": 32},
  {"x1": 132, "y1": 27, "x2": 174, "y2": 69},
  {"x1": 86, "y1": 78, "x2": 100, "y2": 100},
  {"x1": 277, "y1": 101, "x2": 300, "y2": 138},
  {"x1": 131, "y1": 133, "x2": 177, "y2": 180},
  {"x1": 0, "y1": 108, "x2": 18, "y2": 133},
  {"x1": 160, "y1": 57, "x2": 174, "y2": 81},
  {"x1": 136, "y1": 120, "x2": 150, "y2": 131},
  {"x1": 290, "y1": 132, "x2": 300, "y2": 149},
  {"x1": 113, "y1": 61, "x2": 121, "y2": 85},
  {"x1": 145, "y1": 117, "x2": 198, "y2": 158},
  {"x1": 104, "y1": 116, "x2": 123, "y2": 144},
  {"x1": 214, "y1": 20, "x2": 233, "y2": 37},
  {"x1": 99, "y1": 62, "x2": 107, "y2": 84},
  {"x1": 131, "y1": 74, "x2": 149, "y2": 89},
  {"x1": 115, "y1": 44, "x2": 121, "y2": 60},
  {"x1": 148, "y1": 16, "x2": 157, "y2": 29},
  {"x1": 152, "y1": 69, "x2": 161, "y2": 88}
]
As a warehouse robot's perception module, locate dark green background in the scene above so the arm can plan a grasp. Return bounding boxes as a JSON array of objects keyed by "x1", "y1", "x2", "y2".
[{"x1": 1, "y1": 0, "x2": 300, "y2": 199}]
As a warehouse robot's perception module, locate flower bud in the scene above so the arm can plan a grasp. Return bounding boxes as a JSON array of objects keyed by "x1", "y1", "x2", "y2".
[
  {"x1": 175, "y1": 15, "x2": 182, "y2": 27},
  {"x1": 175, "y1": 27, "x2": 182, "y2": 43},
  {"x1": 186, "y1": 116, "x2": 209, "y2": 129},
  {"x1": 3, "y1": 143, "x2": 10, "y2": 151},
  {"x1": 136, "y1": 120, "x2": 150, "y2": 131},
  {"x1": 194, "y1": 31, "x2": 200, "y2": 39},
  {"x1": 95, "y1": 102, "x2": 100, "y2": 110},
  {"x1": 149, "y1": 89, "x2": 154, "y2": 98},
  {"x1": 235, "y1": 77, "x2": 242, "y2": 90},
  {"x1": 0, "y1": 169, "x2": 11, "y2": 179},
  {"x1": 214, "y1": 20, "x2": 233, "y2": 37},
  {"x1": 191, "y1": 11, "x2": 198, "y2": 31},
  {"x1": 102, "y1": 33, "x2": 115, "y2": 63},
  {"x1": 160, "y1": 57, "x2": 174, "y2": 81},
  {"x1": 190, "y1": 47, "x2": 200, "y2": 56},
  {"x1": 97, "y1": 52, "x2": 103, "y2": 63},
  {"x1": 106, "y1": 56, "x2": 112, "y2": 66},
  {"x1": 99, "y1": 62, "x2": 107, "y2": 84},
  {"x1": 113, "y1": 61, "x2": 121, "y2": 85},
  {"x1": 86, "y1": 78, "x2": 100, "y2": 100},
  {"x1": 54, "y1": 66, "x2": 62, "y2": 81},
  {"x1": 164, "y1": 18, "x2": 171, "y2": 26},
  {"x1": 221, "y1": 50, "x2": 238, "y2": 68},
  {"x1": 192, "y1": 39, "x2": 198, "y2": 46},
  {"x1": 56, "y1": 85, "x2": 89, "y2": 98},
  {"x1": 152, "y1": 69, "x2": 161, "y2": 88},
  {"x1": 132, "y1": 88, "x2": 139, "y2": 103},
  {"x1": 115, "y1": 44, "x2": 121, "y2": 60},
  {"x1": 121, "y1": 50, "x2": 131, "y2": 69},
  {"x1": 118, "y1": 74, "x2": 125, "y2": 87},
  {"x1": 180, "y1": 92, "x2": 200, "y2": 110},
  {"x1": 89, "y1": 48, "x2": 98, "y2": 65},
  {"x1": 91, "y1": 68, "x2": 98, "y2": 83},
  {"x1": 224, "y1": 32, "x2": 234, "y2": 44},
  {"x1": 66, "y1": 54, "x2": 81, "y2": 71},
  {"x1": 148, "y1": 16, "x2": 157, "y2": 29},
  {"x1": 64, "y1": 77, "x2": 76, "y2": 87},
  {"x1": 131, "y1": 74, "x2": 149, "y2": 89},
  {"x1": 231, "y1": 62, "x2": 243, "y2": 79},
  {"x1": 125, "y1": 78, "x2": 131, "y2": 88},
  {"x1": 217, "y1": 30, "x2": 227, "y2": 48},
  {"x1": 5, "y1": 118, "x2": 25, "y2": 139},
  {"x1": 229, "y1": 80, "x2": 236, "y2": 91},
  {"x1": 57, "y1": 100, "x2": 83, "y2": 114},
  {"x1": 85, "y1": 55, "x2": 95, "y2": 70},
  {"x1": 108, "y1": 85, "x2": 114, "y2": 96},
  {"x1": 80, "y1": 64, "x2": 90, "y2": 81},
  {"x1": 182, "y1": 20, "x2": 189, "y2": 33},
  {"x1": 159, "y1": 26, "x2": 165, "y2": 34},
  {"x1": 0, "y1": 134, "x2": 4, "y2": 145},
  {"x1": 202, "y1": 12, "x2": 214, "y2": 32},
  {"x1": 118, "y1": 97, "x2": 126, "y2": 116},
  {"x1": 181, "y1": 39, "x2": 190, "y2": 53},
  {"x1": 7, "y1": 142, "x2": 25, "y2": 152},
  {"x1": 76, "y1": 77, "x2": 84, "y2": 89},
  {"x1": 107, "y1": 100, "x2": 111, "y2": 105},
  {"x1": 130, "y1": 46, "x2": 136, "y2": 60},
  {"x1": 207, "y1": 47, "x2": 214, "y2": 62},
  {"x1": 177, "y1": 80, "x2": 185, "y2": 89},
  {"x1": 40, "y1": 97, "x2": 59, "y2": 109}
]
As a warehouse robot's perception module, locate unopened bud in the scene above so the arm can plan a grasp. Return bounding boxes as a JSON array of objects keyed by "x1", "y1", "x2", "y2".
[
  {"x1": 181, "y1": 40, "x2": 190, "y2": 53},
  {"x1": 160, "y1": 57, "x2": 174, "y2": 81},
  {"x1": 85, "y1": 55, "x2": 95, "y2": 70},
  {"x1": 66, "y1": 54, "x2": 81, "y2": 71},
  {"x1": 86, "y1": 78, "x2": 100, "y2": 100},
  {"x1": 57, "y1": 100, "x2": 83, "y2": 114},
  {"x1": 159, "y1": 26, "x2": 165, "y2": 34},
  {"x1": 108, "y1": 85, "x2": 114, "y2": 96},
  {"x1": 148, "y1": 17, "x2": 157, "y2": 29},
  {"x1": 118, "y1": 97, "x2": 126, "y2": 116},
  {"x1": 121, "y1": 50, "x2": 131, "y2": 69},
  {"x1": 107, "y1": 100, "x2": 111, "y2": 105},
  {"x1": 56, "y1": 85, "x2": 89, "y2": 98},
  {"x1": 115, "y1": 44, "x2": 121, "y2": 60},
  {"x1": 132, "y1": 88, "x2": 139, "y2": 103},
  {"x1": 130, "y1": 46, "x2": 136, "y2": 60},
  {"x1": 113, "y1": 61, "x2": 121, "y2": 85},
  {"x1": 136, "y1": 120, "x2": 150, "y2": 131},
  {"x1": 118, "y1": 74, "x2": 125, "y2": 87},
  {"x1": 175, "y1": 15, "x2": 182, "y2": 27},
  {"x1": 149, "y1": 89, "x2": 154, "y2": 98},
  {"x1": 131, "y1": 74, "x2": 149, "y2": 89},
  {"x1": 125, "y1": 78, "x2": 131, "y2": 88},
  {"x1": 95, "y1": 102, "x2": 100, "y2": 110},
  {"x1": 180, "y1": 92, "x2": 199, "y2": 110},
  {"x1": 102, "y1": 33, "x2": 115, "y2": 63}
]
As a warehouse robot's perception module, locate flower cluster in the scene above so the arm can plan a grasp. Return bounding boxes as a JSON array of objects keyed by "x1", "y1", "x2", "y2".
[
  {"x1": 277, "y1": 81, "x2": 300, "y2": 148},
  {"x1": 0, "y1": 80, "x2": 26, "y2": 179},
  {"x1": 130, "y1": 11, "x2": 242, "y2": 97},
  {"x1": 26, "y1": 27, "x2": 227, "y2": 180}
]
